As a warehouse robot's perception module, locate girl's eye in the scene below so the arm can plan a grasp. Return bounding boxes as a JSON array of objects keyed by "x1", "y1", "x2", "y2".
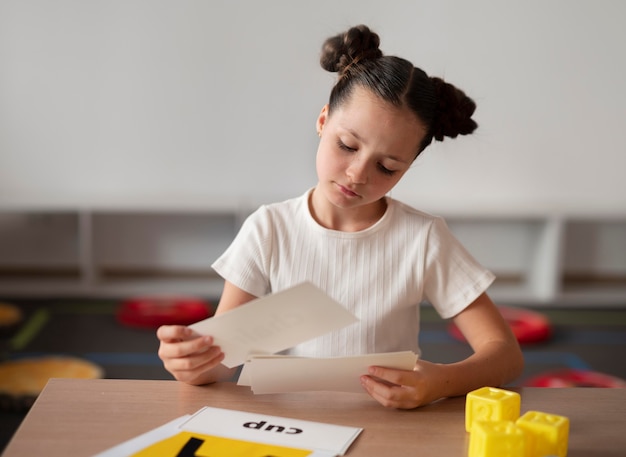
[
  {"x1": 337, "y1": 140, "x2": 356, "y2": 152},
  {"x1": 336, "y1": 139, "x2": 397, "y2": 176},
  {"x1": 377, "y1": 164, "x2": 396, "y2": 176}
]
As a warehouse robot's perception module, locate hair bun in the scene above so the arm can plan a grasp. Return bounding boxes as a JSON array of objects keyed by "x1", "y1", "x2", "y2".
[
  {"x1": 430, "y1": 77, "x2": 478, "y2": 141},
  {"x1": 320, "y1": 25, "x2": 383, "y2": 74}
]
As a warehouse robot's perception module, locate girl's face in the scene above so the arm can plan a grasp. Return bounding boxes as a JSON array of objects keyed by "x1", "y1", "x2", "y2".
[{"x1": 313, "y1": 85, "x2": 427, "y2": 229}]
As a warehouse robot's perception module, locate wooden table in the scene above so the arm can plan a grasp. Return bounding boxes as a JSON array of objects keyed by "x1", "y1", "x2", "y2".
[{"x1": 3, "y1": 379, "x2": 625, "y2": 456}]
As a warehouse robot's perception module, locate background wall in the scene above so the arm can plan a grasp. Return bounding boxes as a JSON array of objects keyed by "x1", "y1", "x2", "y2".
[{"x1": 1, "y1": 0, "x2": 625, "y2": 213}]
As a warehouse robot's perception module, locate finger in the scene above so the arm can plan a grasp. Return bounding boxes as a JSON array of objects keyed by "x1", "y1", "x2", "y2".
[
  {"x1": 156, "y1": 325, "x2": 194, "y2": 343},
  {"x1": 163, "y1": 346, "x2": 225, "y2": 373},
  {"x1": 360, "y1": 375, "x2": 407, "y2": 408},
  {"x1": 158, "y1": 335, "x2": 215, "y2": 359},
  {"x1": 164, "y1": 353, "x2": 224, "y2": 382},
  {"x1": 367, "y1": 366, "x2": 414, "y2": 386}
]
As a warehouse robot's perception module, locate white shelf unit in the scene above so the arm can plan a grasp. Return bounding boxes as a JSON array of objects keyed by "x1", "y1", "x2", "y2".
[
  {"x1": 444, "y1": 216, "x2": 565, "y2": 304},
  {"x1": 445, "y1": 213, "x2": 626, "y2": 306},
  {"x1": 1, "y1": 203, "x2": 625, "y2": 306},
  {"x1": 0, "y1": 203, "x2": 249, "y2": 299}
]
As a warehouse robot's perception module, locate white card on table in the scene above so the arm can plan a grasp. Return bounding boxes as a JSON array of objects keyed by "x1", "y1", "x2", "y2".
[{"x1": 180, "y1": 406, "x2": 362, "y2": 456}]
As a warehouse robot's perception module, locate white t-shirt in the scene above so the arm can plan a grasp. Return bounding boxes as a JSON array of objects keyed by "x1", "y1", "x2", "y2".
[{"x1": 212, "y1": 189, "x2": 495, "y2": 358}]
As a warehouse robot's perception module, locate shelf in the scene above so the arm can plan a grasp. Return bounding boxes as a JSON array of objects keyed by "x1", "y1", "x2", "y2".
[
  {"x1": 1, "y1": 206, "x2": 625, "y2": 306},
  {"x1": 0, "y1": 209, "x2": 239, "y2": 299}
]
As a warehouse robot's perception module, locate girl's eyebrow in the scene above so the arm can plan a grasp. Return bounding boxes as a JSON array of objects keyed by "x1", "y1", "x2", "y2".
[
  {"x1": 344, "y1": 127, "x2": 364, "y2": 142},
  {"x1": 386, "y1": 155, "x2": 409, "y2": 164}
]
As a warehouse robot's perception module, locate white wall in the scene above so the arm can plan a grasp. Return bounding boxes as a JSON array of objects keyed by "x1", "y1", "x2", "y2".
[{"x1": 1, "y1": 0, "x2": 625, "y2": 214}]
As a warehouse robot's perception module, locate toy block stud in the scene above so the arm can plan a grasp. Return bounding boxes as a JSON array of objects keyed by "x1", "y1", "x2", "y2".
[
  {"x1": 516, "y1": 410, "x2": 569, "y2": 457},
  {"x1": 468, "y1": 420, "x2": 526, "y2": 457},
  {"x1": 465, "y1": 387, "x2": 521, "y2": 432}
]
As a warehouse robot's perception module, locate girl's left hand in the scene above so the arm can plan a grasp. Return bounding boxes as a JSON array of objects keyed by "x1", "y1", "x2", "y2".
[
  {"x1": 360, "y1": 293, "x2": 524, "y2": 409},
  {"x1": 360, "y1": 360, "x2": 444, "y2": 409}
]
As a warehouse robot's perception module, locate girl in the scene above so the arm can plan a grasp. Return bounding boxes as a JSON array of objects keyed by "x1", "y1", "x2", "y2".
[{"x1": 157, "y1": 24, "x2": 524, "y2": 409}]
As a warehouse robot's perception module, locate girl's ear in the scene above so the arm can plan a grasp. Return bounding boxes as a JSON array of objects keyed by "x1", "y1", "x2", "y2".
[{"x1": 316, "y1": 104, "x2": 329, "y2": 136}]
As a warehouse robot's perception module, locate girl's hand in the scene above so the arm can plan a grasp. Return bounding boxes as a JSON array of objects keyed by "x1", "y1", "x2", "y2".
[
  {"x1": 360, "y1": 360, "x2": 444, "y2": 409},
  {"x1": 360, "y1": 293, "x2": 524, "y2": 409},
  {"x1": 156, "y1": 325, "x2": 226, "y2": 385},
  {"x1": 156, "y1": 281, "x2": 258, "y2": 386}
]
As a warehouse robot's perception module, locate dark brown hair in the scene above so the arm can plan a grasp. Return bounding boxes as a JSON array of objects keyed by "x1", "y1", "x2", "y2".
[{"x1": 320, "y1": 25, "x2": 477, "y2": 156}]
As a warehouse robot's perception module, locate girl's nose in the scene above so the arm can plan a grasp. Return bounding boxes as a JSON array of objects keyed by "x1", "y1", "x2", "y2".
[{"x1": 346, "y1": 159, "x2": 368, "y2": 184}]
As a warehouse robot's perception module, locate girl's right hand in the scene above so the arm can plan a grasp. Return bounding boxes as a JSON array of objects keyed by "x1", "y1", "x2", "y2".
[{"x1": 156, "y1": 325, "x2": 226, "y2": 385}]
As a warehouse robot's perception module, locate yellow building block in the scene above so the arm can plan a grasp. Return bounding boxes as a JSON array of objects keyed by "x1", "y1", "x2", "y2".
[
  {"x1": 468, "y1": 420, "x2": 526, "y2": 457},
  {"x1": 516, "y1": 410, "x2": 569, "y2": 457},
  {"x1": 465, "y1": 387, "x2": 521, "y2": 432}
]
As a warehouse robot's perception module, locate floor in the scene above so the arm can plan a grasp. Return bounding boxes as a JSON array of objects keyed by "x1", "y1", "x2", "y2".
[{"x1": 1, "y1": 297, "x2": 626, "y2": 452}]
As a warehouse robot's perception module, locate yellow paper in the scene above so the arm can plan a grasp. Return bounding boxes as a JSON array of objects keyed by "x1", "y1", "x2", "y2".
[{"x1": 131, "y1": 430, "x2": 313, "y2": 457}]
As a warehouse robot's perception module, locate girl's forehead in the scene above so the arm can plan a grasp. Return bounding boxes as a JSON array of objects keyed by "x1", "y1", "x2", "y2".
[
  {"x1": 343, "y1": 85, "x2": 396, "y2": 110},
  {"x1": 331, "y1": 87, "x2": 426, "y2": 153},
  {"x1": 337, "y1": 86, "x2": 419, "y2": 124}
]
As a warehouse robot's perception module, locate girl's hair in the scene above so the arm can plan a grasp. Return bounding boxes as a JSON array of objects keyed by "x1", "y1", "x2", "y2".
[{"x1": 320, "y1": 24, "x2": 477, "y2": 155}]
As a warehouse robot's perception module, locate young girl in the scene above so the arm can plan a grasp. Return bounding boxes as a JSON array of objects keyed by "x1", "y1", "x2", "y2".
[{"x1": 157, "y1": 24, "x2": 524, "y2": 409}]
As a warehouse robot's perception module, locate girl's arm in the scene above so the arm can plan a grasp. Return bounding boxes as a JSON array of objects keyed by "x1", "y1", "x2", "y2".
[
  {"x1": 360, "y1": 292, "x2": 524, "y2": 409},
  {"x1": 157, "y1": 280, "x2": 257, "y2": 385}
]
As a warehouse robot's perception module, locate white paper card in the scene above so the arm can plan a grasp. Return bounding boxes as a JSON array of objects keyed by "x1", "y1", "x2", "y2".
[
  {"x1": 188, "y1": 282, "x2": 358, "y2": 367},
  {"x1": 180, "y1": 406, "x2": 362, "y2": 456},
  {"x1": 239, "y1": 351, "x2": 418, "y2": 394},
  {"x1": 93, "y1": 411, "x2": 340, "y2": 457}
]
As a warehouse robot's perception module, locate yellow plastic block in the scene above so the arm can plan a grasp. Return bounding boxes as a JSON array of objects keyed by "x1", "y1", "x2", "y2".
[
  {"x1": 516, "y1": 410, "x2": 569, "y2": 457},
  {"x1": 465, "y1": 387, "x2": 521, "y2": 432},
  {"x1": 468, "y1": 420, "x2": 526, "y2": 457}
]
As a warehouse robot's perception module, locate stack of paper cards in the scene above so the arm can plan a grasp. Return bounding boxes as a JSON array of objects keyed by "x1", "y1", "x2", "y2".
[
  {"x1": 94, "y1": 406, "x2": 362, "y2": 456},
  {"x1": 239, "y1": 351, "x2": 418, "y2": 394},
  {"x1": 189, "y1": 282, "x2": 418, "y2": 394}
]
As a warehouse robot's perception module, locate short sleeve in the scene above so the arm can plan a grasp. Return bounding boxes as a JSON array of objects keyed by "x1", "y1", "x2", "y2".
[
  {"x1": 423, "y1": 217, "x2": 495, "y2": 319},
  {"x1": 211, "y1": 206, "x2": 273, "y2": 298}
]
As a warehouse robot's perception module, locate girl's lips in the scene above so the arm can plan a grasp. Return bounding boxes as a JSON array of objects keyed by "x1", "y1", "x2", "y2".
[{"x1": 337, "y1": 183, "x2": 360, "y2": 198}]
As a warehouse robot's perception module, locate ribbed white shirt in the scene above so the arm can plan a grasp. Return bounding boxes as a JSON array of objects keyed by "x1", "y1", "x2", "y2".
[{"x1": 212, "y1": 189, "x2": 495, "y2": 358}]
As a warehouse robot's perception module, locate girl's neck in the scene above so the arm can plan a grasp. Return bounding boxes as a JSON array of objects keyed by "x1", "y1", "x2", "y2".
[{"x1": 308, "y1": 188, "x2": 387, "y2": 232}]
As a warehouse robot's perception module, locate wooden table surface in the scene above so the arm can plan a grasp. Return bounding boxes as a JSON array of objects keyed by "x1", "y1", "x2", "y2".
[{"x1": 3, "y1": 379, "x2": 625, "y2": 456}]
